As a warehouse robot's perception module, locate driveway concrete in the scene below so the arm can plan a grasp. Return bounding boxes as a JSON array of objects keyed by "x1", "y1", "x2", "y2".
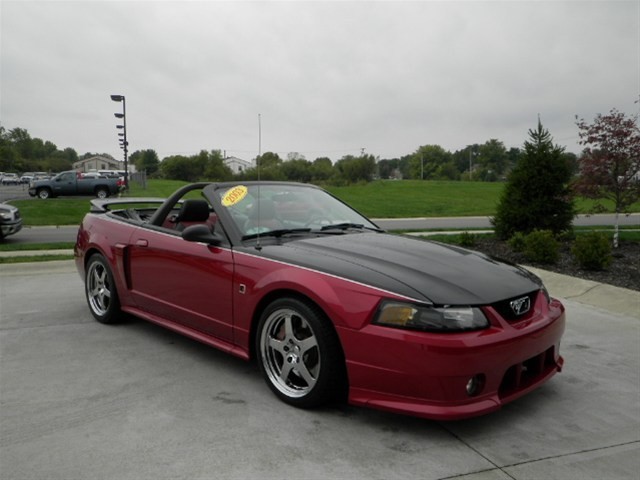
[{"x1": 0, "y1": 261, "x2": 638, "y2": 480}]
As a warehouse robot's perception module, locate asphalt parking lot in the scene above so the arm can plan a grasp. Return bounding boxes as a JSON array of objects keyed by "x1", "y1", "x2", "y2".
[
  {"x1": 0, "y1": 184, "x2": 32, "y2": 203},
  {"x1": 0, "y1": 261, "x2": 638, "y2": 480}
]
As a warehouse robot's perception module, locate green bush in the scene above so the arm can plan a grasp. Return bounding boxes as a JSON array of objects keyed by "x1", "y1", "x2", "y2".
[
  {"x1": 508, "y1": 232, "x2": 527, "y2": 252},
  {"x1": 459, "y1": 231, "x2": 478, "y2": 247},
  {"x1": 492, "y1": 121, "x2": 575, "y2": 239},
  {"x1": 571, "y1": 232, "x2": 612, "y2": 270},
  {"x1": 523, "y1": 230, "x2": 560, "y2": 264}
]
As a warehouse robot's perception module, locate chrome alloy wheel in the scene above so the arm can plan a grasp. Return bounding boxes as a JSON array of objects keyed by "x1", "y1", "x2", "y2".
[
  {"x1": 259, "y1": 307, "x2": 321, "y2": 399},
  {"x1": 87, "y1": 260, "x2": 112, "y2": 317}
]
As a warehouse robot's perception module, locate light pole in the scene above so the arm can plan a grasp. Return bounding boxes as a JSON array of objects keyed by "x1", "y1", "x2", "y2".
[{"x1": 110, "y1": 94, "x2": 128, "y2": 191}]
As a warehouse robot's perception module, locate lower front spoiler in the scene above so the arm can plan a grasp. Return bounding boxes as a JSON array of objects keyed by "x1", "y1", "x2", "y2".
[{"x1": 348, "y1": 355, "x2": 564, "y2": 421}]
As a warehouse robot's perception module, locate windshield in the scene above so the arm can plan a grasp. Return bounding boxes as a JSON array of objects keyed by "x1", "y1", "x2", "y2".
[{"x1": 215, "y1": 184, "x2": 379, "y2": 238}]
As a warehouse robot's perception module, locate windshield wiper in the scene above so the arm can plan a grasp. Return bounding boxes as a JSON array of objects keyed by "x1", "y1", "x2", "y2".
[
  {"x1": 242, "y1": 228, "x2": 312, "y2": 241},
  {"x1": 319, "y1": 223, "x2": 382, "y2": 232}
]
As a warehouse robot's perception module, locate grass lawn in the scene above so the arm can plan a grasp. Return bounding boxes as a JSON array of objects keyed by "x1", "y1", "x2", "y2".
[
  {"x1": 326, "y1": 180, "x2": 502, "y2": 217},
  {"x1": 7, "y1": 179, "x2": 639, "y2": 226},
  {"x1": 0, "y1": 254, "x2": 74, "y2": 264}
]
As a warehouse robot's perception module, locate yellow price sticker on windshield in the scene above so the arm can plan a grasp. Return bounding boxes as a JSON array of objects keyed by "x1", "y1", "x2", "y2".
[{"x1": 222, "y1": 185, "x2": 248, "y2": 207}]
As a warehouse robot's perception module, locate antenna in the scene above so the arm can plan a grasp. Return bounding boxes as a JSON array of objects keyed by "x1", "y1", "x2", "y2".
[
  {"x1": 256, "y1": 113, "x2": 262, "y2": 250},
  {"x1": 258, "y1": 113, "x2": 262, "y2": 161}
]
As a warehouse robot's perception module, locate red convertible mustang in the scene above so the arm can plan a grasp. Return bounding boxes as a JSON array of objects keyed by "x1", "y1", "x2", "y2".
[{"x1": 75, "y1": 182, "x2": 565, "y2": 420}]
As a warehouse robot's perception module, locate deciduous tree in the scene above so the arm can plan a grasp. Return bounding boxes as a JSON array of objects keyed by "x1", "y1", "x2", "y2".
[
  {"x1": 409, "y1": 145, "x2": 452, "y2": 180},
  {"x1": 131, "y1": 149, "x2": 160, "y2": 175},
  {"x1": 574, "y1": 108, "x2": 640, "y2": 247}
]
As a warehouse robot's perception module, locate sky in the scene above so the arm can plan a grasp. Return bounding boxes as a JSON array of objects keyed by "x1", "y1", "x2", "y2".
[{"x1": 1, "y1": 0, "x2": 639, "y2": 163}]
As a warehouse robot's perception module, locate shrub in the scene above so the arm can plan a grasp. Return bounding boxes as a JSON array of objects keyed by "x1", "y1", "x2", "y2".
[
  {"x1": 556, "y1": 229, "x2": 576, "y2": 243},
  {"x1": 508, "y1": 232, "x2": 527, "y2": 252},
  {"x1": 572, "y1": 232, "x2": 612, "y2": 270},
  {"x1": 523, "y1": 230, "x2": 560, "y2": 264},
  {"x1": 459, "y1": 231, "x2": 478, "y2": 247}
]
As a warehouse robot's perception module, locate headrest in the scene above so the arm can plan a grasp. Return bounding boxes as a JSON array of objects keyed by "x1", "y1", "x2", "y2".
[{"x1": 176, "y1": 199, "x2": 210, "y2": 222}]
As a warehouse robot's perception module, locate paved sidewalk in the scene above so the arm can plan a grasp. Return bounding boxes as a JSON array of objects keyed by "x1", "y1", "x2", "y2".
[{"x1": 526, "y1": 266, "x2": 639, "y2": 319}]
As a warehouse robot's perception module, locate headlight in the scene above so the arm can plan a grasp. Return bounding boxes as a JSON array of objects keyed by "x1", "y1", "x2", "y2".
[
  {"x1": 374, "y1": 301, "x2": 489, "y2": 332},
  {"x1": 0, "y1": 212, "x2": 11, "y2": 220}
]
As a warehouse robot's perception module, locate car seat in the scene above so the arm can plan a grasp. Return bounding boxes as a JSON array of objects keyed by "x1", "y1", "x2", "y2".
[{"x1": 174, "y1": 199, "x2": 211, "y2": 231}]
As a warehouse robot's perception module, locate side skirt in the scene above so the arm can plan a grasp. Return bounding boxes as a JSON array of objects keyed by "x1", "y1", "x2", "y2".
[{"x1": 121, "y1": 306, "x2": 250, "y2": 361}]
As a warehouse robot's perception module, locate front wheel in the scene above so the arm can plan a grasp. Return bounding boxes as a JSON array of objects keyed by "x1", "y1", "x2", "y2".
[
  {"x1": 256, "y1": 297, "x2": 346, "y2": 408},
  {"x1": 95, "y1": 188, "x2": 108, "y2": 199},
  {"x1": 85, "y1": 254, "x2": 123, "y2": 324},
  {"x1": 37, "y1": 188, "x2": 51, "y2": 199}
]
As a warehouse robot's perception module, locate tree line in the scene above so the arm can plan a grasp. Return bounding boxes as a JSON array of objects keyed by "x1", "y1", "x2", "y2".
[
  {"x1": 0, "y1": 126, "x2": 79, "y2": 173},
  {"x1": 151, "y1": 139, "x2": 579, "y2": 185},
  {"x1": 1, "y1": 124, "x2": 581, "y2": 184}
]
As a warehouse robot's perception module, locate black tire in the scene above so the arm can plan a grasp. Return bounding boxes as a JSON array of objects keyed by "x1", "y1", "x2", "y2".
[
  {"x1": 95, "y1": 188, "x2": 108, "y2": 199},
  {"x1": 256, "y1": 297, "x2": 347, "y2": 408},
  {"x1": 37, "y1": 188, "x2": 51, "y2": 199},
  {"x1": 85, "y1": 254, "x2": 123, "y2": 324}
]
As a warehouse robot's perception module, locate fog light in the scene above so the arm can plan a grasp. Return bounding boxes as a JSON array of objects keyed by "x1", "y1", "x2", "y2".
[{"x1": 466, "y1": 374, "x2": 485, "y2": 397}]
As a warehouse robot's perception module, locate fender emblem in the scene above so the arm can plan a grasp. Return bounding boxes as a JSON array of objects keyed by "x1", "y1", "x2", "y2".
[{"x1": 510, "y1": 296, "x2": 531, "y2": 316}]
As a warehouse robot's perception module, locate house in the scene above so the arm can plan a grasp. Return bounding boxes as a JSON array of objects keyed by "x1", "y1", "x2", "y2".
[
  {"x1": 73, "y1": 155, "x2": 136, "y2": 173},
  {"x1": 224, "y1": 156, "x2": 253, "y2": 174}
]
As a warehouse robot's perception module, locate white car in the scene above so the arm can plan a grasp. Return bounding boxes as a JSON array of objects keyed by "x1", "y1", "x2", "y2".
[{"x1": 1, "y1": 173, "x2": 19, "y2": 185}]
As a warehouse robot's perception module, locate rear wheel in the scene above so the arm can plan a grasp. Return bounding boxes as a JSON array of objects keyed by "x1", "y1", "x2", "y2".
[
  {"x1": 37, "y1": 188, "x2": 51, "y2": 199},
  {"x1": 95, "y1": 188, "x2": 108, "y2": 199},
  {"x1": 256, "y1": 297, "x2": 346, "y2": 408},
  {"x1": 85, "y1": 254, "x2": 123, "y2": 324}
]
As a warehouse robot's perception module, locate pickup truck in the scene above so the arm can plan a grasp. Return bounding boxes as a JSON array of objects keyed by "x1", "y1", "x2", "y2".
[{"x1": 29, "y1": 171, "x2": 124, "y2": 199}]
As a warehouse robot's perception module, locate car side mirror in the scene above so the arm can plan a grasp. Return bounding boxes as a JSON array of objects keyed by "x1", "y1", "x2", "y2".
[{"x1": 182, "y1": 224, "x2": 223, "y2": 246}]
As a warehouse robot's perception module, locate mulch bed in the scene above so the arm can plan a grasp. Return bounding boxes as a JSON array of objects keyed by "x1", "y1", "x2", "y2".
[{"x1": 470, "y1": 238, "x2": 639, "y2": 292}]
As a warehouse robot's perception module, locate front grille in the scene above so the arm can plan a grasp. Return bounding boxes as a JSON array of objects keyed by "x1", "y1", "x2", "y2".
[
  {"x1": 491, "y1": 290, "x2": 538, "y2": 322},
  {"x1": 499, "y1": 346, "x2": 557, "y2": 399},
  {"x1": 15, "y1": 211, "x2": 21, "y2": 220}
]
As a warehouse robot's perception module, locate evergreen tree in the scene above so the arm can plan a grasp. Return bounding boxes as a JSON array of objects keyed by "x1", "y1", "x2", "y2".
[{"x1": 492, "y1": 120, "x2": 575, "y2": 239}]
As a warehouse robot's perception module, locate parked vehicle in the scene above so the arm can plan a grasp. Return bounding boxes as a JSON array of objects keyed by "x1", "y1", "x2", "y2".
[
  {"x1": 0, "y1": 202, "x2": 22, "y2": 240},
  {"x1": 79, "y1": 172, "x2": 105, "y2": 179},
  {"x1": 75, "y1": 182, "x2": 566, "y2": 420},
  {"x1": 98, "y1": 170, "x2": 126, "y2": 178},
  {"x1": 29, "y1": 170, "x2": 123, "y2": 199},
  {"x1": 20, "y1": 172, "x2": 35, "y2": 184},
  {"x1": 1, "y1": 173, "x2": 20, "y2": 185}
]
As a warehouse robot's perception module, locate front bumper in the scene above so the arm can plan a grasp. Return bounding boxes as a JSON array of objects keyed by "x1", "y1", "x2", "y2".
[
  {"x1": 339, "y1": 293, "x2": 566, "y2": 420},
  {"x1": 1, "y1": 220, "x2": 23, "y2": 238}
]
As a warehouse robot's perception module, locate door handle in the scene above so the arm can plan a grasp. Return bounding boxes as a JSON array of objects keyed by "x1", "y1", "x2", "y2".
[{"x1": 135, "y1": 239, "x2": 149, "y2": 247}]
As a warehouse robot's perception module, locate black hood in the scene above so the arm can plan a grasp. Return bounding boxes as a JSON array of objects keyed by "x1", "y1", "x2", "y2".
[{"x1": 249, "y1": 232, "x2": 542, "y2": 305}]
